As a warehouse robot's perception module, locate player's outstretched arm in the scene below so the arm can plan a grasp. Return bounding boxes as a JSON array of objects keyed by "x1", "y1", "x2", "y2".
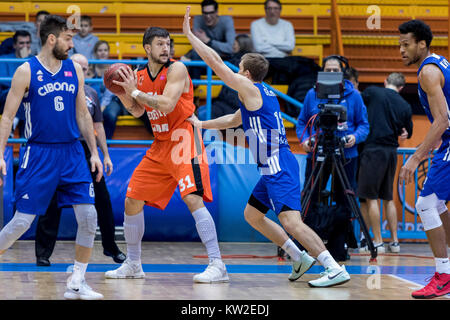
[
  {"x1": 183, "y1": 6, "x2": 258, "y2": 108},
  {"x1": 399, "y1": 64, "x2": 448, "y2": 184},
  {"x1": 0, "y1": 63, "x2": 30, "y2": 182},
  {"x1": 187, "y1": 109, "x2": 242, "y2": 130},
  {"x1": 74, "y1": 62, "x2": 103, "y2": 182}
]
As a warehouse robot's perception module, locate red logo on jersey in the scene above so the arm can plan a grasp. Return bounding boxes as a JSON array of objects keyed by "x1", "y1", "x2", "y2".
[{"x1": 64, "y1": 71, "x2": 73, "y2": 77}]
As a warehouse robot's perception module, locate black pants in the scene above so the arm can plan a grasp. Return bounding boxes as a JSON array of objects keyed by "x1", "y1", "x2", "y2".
[{"x1": 35, "y1": 141, "x2": 120, "y2": 259}]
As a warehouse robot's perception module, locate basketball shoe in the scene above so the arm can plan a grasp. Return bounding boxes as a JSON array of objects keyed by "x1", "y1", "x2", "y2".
[
  {"x1": 308, "y1": 265, "x2": 351, "y2": 288},
  {"x1": 288, "y1": 251, "x2": 316, "y2": 281},
  {"x1": 105, "y1": 258, "x2": 145, "y2": 279},
  {"x1": 412, "y1": 272, "x2": 450, "y2": 299},
  {"x1": 193, "y1": 259, "x2": 229, "y2": 283}
]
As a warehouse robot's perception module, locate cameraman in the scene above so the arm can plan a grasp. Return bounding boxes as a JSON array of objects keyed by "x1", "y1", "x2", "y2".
[{"x1": 295, "y1": 56, "x2": 369, "y2": 260}]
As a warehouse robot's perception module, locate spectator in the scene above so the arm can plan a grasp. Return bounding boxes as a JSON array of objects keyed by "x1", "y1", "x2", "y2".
[
  {"x1": 181, "y1": 0, "x2": 236, "y2": 79},
  {"x1": 357, "y1": 72, "x2": 413, "y2": 254},
  {"x1": 296, "y1": 55, "x2": 369, "y2": 261},
  {"x1": 31, "y1": 10, "x2": 50, "y2": 55},
  {"x1": 0, "y1": 11, "x2": 48, "y2": 56},
  {"x1": 251, "y1": 0, "x2": 295, "y2": 84},
  {"x1": 69, "y1": 15, "x2": 99, "y2": 60},
  {"x1": 198, "y1": 34, "x2": 253, "y2": 120},
  {"x1": 346, "y1": 67, "x2": 360, "y2": 92},
  {"x1": 251, "y1": 0, "x2": 295, "y2": 59}
]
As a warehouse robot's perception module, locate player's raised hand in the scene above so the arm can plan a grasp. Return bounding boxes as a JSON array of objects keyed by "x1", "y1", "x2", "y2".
[
  {"x1": 113, "y1": 66, "x2": 137, "y2": 96},
  {"x1": 90, "y1": 155, "x2": 104, "y2": 182},
  {"x1": 0, "y1": 158, "x2": 6, "y2": 186},
  {"x1": 183, "y1": 6, "x2": 193, "y2": 36}
]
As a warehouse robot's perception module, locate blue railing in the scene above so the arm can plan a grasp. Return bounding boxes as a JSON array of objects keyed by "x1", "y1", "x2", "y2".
[
  {"x1": 1, "y1": 58, "x2": 426, "y2": 240},
  {"x1": 0, "y1": 58, "x2": 302, "y2": 124}
]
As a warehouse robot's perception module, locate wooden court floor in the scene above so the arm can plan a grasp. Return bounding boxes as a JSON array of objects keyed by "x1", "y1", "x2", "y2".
[{"x1": 0, "y1": 241, "x2": 448, "y2": 300}]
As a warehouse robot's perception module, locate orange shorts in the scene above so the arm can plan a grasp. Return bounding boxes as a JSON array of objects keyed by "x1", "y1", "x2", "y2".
[{"x1": 126, "y1": 123, "x2": 212, "y2": 210}]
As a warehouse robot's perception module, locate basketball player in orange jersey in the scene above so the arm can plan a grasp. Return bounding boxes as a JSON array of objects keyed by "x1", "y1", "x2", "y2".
[{"x1": 104, "y1": 27, "x2": 228, "y2": 283}]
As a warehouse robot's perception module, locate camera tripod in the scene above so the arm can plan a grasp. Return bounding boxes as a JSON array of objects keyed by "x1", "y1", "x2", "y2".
[{"x1": 300, "y1": 132, "x2": 378, "y2": 261}]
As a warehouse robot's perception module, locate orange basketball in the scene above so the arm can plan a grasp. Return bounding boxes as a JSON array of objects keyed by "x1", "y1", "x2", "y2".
[{"x1": 103, "y1": 63, "x2": 129, "y2": 95}]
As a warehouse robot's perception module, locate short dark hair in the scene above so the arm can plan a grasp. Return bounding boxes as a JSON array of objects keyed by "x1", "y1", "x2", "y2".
[
  {"x1": 36, "y1": 10, "x2": 50, "y2": 20},
  {"x1": 143, "y1": 27, "x2": 170, "y2": 47},
  {"x1": 345, "y1": 67, "x2": 359, "y2": 82},
  {"x1": 398, "y1": 19, "x2": 433, "y2": 48},
  {"x1": 235, "y1": 34, "x2": 253, "y2": 54},
  {"x1": 80, "y1": 15, "x2": 93, "y2": 25},
  {"x1": 241, "y1": 53, "x2": 269, "y2": 82},
  {"x1": 264, "y1": 0, "x2": 282, "y2": 10},
  {"x1": 201, "y1": 0, "x2": 218, "y2": 11},
  {"x1": 39, "y1": 15, "x2": 68, "y2": 45},
  {"x1": 13, "y1": 30, "x2": 31, "y2": 44}
]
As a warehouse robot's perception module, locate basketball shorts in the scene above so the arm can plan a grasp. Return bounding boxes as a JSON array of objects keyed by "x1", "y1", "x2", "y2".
[
  {"x1": 421, "y1": 143, "x2": 450, "y2": 200},
  {"x1": 126, "y1": 124, "x2": 212, "y2": 210},
  {"x1": 357, "y1": 145, "x2": 397, "y2": 200},
  {"x1": 249, "y1": 149, "x2": 301, "y2": 215},
  {"x1": 14, "y1": 140, "x2": 95, "y2": 216}
]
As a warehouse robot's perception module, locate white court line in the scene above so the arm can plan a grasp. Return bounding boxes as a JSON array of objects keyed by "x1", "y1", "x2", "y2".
[{"x1": 389, "y1": 274, "x2": 450, "y2": 299}]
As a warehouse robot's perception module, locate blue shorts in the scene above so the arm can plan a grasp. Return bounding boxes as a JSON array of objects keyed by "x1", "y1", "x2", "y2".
[
  {"x1": 14, "y1": 140, "x2": 95, "y2": 215},
  {"x1": 421, "y1": 145, "x2": 450, "y2": 200},
  {"x1": 251, "y1": 150, "x2": 301, "y2": 215}
]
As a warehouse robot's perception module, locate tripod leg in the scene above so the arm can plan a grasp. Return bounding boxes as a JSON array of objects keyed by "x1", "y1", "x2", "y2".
[
  {"x1": 332, "y1": 155, "x2": 377, "y2": 260},
  {"x1": 301, "y1": 157, "x2": 328, "y2": 217}
]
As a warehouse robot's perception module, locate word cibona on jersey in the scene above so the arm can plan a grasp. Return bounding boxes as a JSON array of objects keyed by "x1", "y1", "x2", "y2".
[{"x1": 22, "y1": 56, "x2": 80, "y2": 143}]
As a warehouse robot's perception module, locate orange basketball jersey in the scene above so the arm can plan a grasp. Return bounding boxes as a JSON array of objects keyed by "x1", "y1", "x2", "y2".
[{"x1": 136, "y1": 59, "x2": 195, "y2": 141}]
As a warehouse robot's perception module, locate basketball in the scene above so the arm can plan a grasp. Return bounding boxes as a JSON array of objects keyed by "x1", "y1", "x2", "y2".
[{"x1": 103, "y1": 63, "x2": 129, "y2": 95}]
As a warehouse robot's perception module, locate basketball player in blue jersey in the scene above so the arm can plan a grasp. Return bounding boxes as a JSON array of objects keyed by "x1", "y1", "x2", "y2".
[
  {"x1": 183, "y1": 6, "x2": 350, "y2": 287},
  {"x1": 398, "y1": 20, "x2": 450, "y2": 299},
  {"x1": 0, "y1": 15, "x2": 104, "y2": 300}
]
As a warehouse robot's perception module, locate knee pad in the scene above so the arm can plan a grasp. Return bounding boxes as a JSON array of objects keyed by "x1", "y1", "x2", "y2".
[
  {"x1": 415, "y1": 194, "x2": 443, "y2": 231},
  {"x1": 0, "y1": 212, "x2": 35, "y2": 251},
  {"x1": 73, "y1": 204, "x2": 97, "y2": 248}
]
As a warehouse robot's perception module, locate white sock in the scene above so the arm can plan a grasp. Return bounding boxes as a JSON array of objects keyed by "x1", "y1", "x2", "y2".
[
  {"x1": 73, "y1": 260, "x2": 88, "y2": 279},
  {"x1": 124, "y1": 211, "x2": 145, "y2": 264},
  {"x1": 435, "y1": 257, "x2": 450, "y2": 274},
  {"x1": 317, "y1": 250, "x2": 341, "y2": 270},
  {"x1": 192, "y1": 207, "x2": 221, "y2": 261},
  {"x1": 281, "y1": 239, "x2": 302, "y2": 262}
]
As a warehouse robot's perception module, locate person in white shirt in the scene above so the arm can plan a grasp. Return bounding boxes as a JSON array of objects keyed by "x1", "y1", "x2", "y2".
[{"x1": 250, "y1": 0, "x2": 295, "y2": 58}]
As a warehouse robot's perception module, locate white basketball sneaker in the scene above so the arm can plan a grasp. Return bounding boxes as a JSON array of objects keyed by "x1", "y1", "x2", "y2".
[
  {"x1": 105, "y1": 258, "x2": 145, "y2": 279},
  {"x1": 64, "y1": 280, "x2": 104, "y2": 300},
  {"x1": 308, "y1": 265, "x2": 351, "y2": 288},
  {"x1": 193, "y1": 259, "x2": 229, "y2": 283}
]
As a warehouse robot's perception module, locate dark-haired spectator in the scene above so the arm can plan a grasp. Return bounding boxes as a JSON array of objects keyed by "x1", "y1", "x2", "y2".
[
  {"x1": 0, "y1": 30, "x2": 32, "y2": 130},
  {"x1": 181, "y1": 0, "x2": 235, "y2": 79},
  {"x1": 31, "y1": 10, "x2": 50, "y2": 55},
  {"x1": 198, "y1": 34, "x2": 253, "y2": 120},
  {"x1": 69, "y1": 15, "x2": 99, "y2": 60},
  {"x1": 346, "y1": 67, "x2": 360, "y2": 92},
  {"x1": 0, "y1": 11, "x2": 48, "y2": 56}
]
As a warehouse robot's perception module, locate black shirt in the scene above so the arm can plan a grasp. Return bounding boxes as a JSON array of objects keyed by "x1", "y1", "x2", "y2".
[{"x1": 361, "y1": 86, "x2": 413, "y2": 147}]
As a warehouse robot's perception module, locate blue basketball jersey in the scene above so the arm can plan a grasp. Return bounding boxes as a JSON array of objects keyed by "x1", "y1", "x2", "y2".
[
  {"x1": 22, "y1": 56, "x2": 80, "y2": 143},
  {"x1": 239, "y1": 83, "x2": 290, "y2": 174},
  {"x1": 417, "y1": 53, "x2": 450, "y2": 148}
]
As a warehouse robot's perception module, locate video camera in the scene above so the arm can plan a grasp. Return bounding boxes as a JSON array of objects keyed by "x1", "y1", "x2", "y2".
[{"x1": 312, "y1": 72, "x2": 349, "y2": 147}]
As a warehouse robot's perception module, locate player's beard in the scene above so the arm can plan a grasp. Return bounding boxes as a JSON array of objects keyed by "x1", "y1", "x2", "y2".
[
  {"x1": 151, "y1": 51, "x2": 169, "y2": 65},
  {"x1": 52, "y1": 40, "x2": 69, "y2": 60},
  {"x1": 407, "y1": 52, "x2": 422, "y2": 66}
]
